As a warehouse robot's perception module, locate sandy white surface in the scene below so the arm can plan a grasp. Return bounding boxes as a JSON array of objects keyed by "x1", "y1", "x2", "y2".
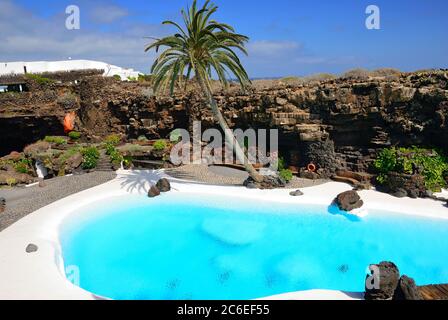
[{"x1": 0, "y1": 170, "x2": 446, "y2": 300}]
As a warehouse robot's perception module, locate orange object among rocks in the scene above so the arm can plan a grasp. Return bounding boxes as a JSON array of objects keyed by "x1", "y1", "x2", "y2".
[{"x1": 63, "y1": 112, "x2": 76, "y2": 133}]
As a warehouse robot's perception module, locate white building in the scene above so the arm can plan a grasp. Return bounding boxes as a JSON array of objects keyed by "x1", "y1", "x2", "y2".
[{"x1": 0, "y1": 59, "x2": 142, "y2": 81}]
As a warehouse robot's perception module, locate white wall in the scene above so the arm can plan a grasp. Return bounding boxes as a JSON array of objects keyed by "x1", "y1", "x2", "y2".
[{"x1": 0, "y1": 60, "x2": 142, "y2": 81}]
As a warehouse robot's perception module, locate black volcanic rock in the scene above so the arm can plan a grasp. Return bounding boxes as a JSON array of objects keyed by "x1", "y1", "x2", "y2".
[
  {"x1": 148, "y1": 185, "x2": 161, "y2": 198},
  {"x1": 26, "y1": 243, "x2": 38, "y2": 253},
  {"x1": 335, "y1": 190, "x2": 363, "y2": 211},
  {"x1": 365, "y1": 261, "x2": 400, "y2": 300},
  {"x1": 394, "y1": 275, "x2": 423, "y2": 300},
  {"x1": 156, "y1": 178, "x2": 171, "y2": 192}
]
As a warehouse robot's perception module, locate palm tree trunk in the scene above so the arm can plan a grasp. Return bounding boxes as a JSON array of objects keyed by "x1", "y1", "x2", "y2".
[{"x1": 196, "y1": 76, "x2": 264, "y2": 183}]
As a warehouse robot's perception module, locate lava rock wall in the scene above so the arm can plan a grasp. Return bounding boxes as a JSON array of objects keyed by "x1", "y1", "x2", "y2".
[{"x1": 1, "y1": 71, "x2": 447, "y2": 174}]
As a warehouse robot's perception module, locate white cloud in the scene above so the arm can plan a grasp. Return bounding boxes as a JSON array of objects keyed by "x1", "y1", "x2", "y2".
[
  {"x1": 242, "y1": 40, "x2": 334, "y2": 77},
  {"x1": 0, "y1": 0, "x2": 164, "y2": 73},
  {"x1": 247, "y1": 40, "x2": 302, "y2": 57},
  {"x1": 89, "y1": 4, "x2": 129, "y2": 23},
  {"x1": 0, "y1": 1, "x2": 365, "y2": 78}
]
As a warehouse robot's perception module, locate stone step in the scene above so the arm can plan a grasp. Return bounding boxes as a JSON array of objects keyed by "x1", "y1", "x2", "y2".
[
  {"x1": 271, "y1": 112, "x2": 310, "y2": 125},
  {"x1": 295, "y1": 124, "x2": 323, "y2": 133},
  {"x1": 95, "y1": 152, "x2": 114, "y2": 171}
]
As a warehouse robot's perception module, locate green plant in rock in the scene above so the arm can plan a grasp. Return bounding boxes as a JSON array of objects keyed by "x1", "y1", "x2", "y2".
[
  {"x1": 13, "y1": 158, "x2": 31, "y2": 174},
  {"x1": 123, "y1": 156, "x2": 133, "y2": 168},
  {"x1": 275, "y1": 156, "x2": 293, "y2": 182},
  {"x1": 104, "y1": 134, "x2": 121, "y2": 146},
  {"x1": 374, "y1": 148, "x2": 398, "y2": 184},
  {"x1": 81, "y1": 146, "x2": 100, "y2": 169},
  {"x1": 279, "y1": 169, "x2": 293, "y2": 182},
  {"x1": 109, "y1": 149, "x2": 124, "y2": 166},
  {"x1": 105, "y1": 143, "x2": 124, "y2": 166},
  {"x1": 153, "y1": 140, "x2": 167, "y2": 151},
  {"x1": 44, "y1": 136, "x2": 67, "y2": 145},
  {"x1": 409, "y1": 148, "x2": 448, "y2": 191},
  {"x1": 68, "y1": 131, "x2": 81, "y2": 140},
  {"x1": 374, "y1": 147, "x2": 448, "y2": 191},
  {"x1": 25, "y1": 73, "x2": 54, "y2": 85},
  {"x1": 105, "y1": 143, "x2": 115, "y2": 155},
  {"x1": 276, "y1": 157, "x2": 287, "y2": 171}
]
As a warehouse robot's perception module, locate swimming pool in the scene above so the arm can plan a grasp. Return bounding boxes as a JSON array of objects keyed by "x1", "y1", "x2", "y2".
[{"x1": 60, "y1": 193, "x2": 448, "y2": 300}]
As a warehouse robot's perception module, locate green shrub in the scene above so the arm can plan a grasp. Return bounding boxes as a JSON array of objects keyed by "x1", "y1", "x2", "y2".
[
  {"x1": 68, "y1": 131, "x2": 81, "y2": 140},
  {"x1": 104, "y1": 134, "x2": 121, "y2": 146},
  {"x1": 14, "y1": 158, "x2": 31, "y2": 174},
  {"x1": 123, "y1": 156, "x2": 133, "y2": 168},
  {"x1": 274, "y1": 156, "x2": 293, "y2": 182},
  {"x1": 374, "y1": 147, "x2": 448, "y2": 191},
  {"x1": 153, "y1": 140, "x2": 167, "y2": 151},
  {"x1": 113, "y1": 75, "x2": 122, "y2": 81},
  {"x1": 279, "y1": 169, "x2": 293, "y2": 182},
  {"x1": 81, "y1": 147, "x2": 100, "y2": 169},
  {"x1": 275, "y1": 156, "x2": 287, "y2": 171},
  {"x1": 44, "y1": 136, "x2": 67, "y2": 145},
  {"x1": 25, "y1": 74, "x2": 54, "y2": 85},
  {"x1": 104, "y1": 142, "x2": 124, "y2": 166},
  {"x1": 374, "y1": 148, "x2": 397, "y2": 184},
  {"x1": 109, "y1": 149, "x2": 124, "y2": 166},
  {"x1": 105, "y1": 143, "x2": 114, "y2": 155}
]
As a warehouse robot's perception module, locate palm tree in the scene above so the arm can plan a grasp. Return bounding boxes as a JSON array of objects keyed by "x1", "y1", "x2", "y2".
[{"x1": 145, "y1": 0, "x2": 263, "y2": 183}]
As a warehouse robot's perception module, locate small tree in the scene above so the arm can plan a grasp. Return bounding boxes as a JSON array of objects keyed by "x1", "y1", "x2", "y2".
[{"x1": 145, "y1": 0, "x2": 263, "y2": 182}]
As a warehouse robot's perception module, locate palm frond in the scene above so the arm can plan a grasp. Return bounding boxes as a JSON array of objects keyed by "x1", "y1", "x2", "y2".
[{"x1": 145, "y1": 0, "x2": 251, "y2": 95}]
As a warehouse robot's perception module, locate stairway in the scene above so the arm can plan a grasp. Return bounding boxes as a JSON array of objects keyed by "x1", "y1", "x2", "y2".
[{"x1": 95, "y1": 150, "x2": 114, "y2": 172}]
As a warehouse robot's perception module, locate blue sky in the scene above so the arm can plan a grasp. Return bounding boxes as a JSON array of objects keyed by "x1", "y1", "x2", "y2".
[{"x1": 1, "y1": 0, "x2": 447, "y2": 78}]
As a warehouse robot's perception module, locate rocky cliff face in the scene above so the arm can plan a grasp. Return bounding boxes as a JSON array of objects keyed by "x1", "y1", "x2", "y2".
[{"x1": 1, "y1": 71, "x2": 447, "y2": 174}]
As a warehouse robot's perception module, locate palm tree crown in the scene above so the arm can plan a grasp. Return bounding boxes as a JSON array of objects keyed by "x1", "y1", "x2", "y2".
[
  {"x1": 145, "y1": 0, "x2": 264, "y2": 183},
  {"x1": 145, "y1": 0, "x2": 251, "y2": 94}
]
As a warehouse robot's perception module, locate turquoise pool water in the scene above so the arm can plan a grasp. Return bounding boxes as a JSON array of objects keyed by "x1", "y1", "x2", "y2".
[{"x1": 60, "y1": 193, "x2": 448, "y2": 300}]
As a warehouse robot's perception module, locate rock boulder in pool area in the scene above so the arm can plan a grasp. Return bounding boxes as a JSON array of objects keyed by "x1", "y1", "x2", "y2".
[
  {"x1": 148, "y1": 185, "x2": 161, "y2": 198},
  {"x1": 334, "y1": 190, "x2": 363, "y2": 211},
  {"x1": 365, "y1": 261, "x2": 400, "y2": 300},
  {"x1": 156, "y1": 178, "x2": 171, "y2": 192},
  {"x1": 394, "y1": 275, "x2": 423, "y2": 300}
]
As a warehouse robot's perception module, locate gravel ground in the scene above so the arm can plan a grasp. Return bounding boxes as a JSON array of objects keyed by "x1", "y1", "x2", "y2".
[
  {"x1": 0, "y1": 171, "x2": 116, "y2": 231},
  {"x1": 0, "y1": 165, "x2": 327, "y2": 231},
  {"x1": 165, "y1": 164, "x2": 329, "y2": 188}
]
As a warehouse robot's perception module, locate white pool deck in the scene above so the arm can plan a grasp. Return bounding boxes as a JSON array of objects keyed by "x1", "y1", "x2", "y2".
[{"x1": 0, "y1": 169, "x2": 447, "y2": 300}]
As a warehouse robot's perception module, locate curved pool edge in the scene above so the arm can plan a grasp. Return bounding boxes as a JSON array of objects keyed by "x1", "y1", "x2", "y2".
[{"x1": 0, "y1": 169, "x2": 446, "y2": 300}]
